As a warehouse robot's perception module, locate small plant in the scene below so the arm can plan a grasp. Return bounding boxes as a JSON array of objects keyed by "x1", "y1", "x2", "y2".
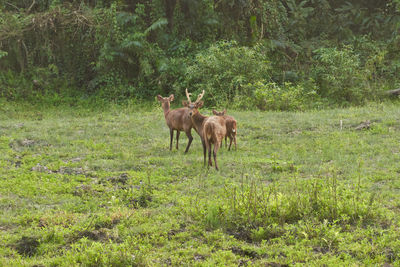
[
  {"x1": 14, "y1": 236, "x2": 40, "y2": 257},
  {"x1": 121, "y1": 174, "x2": 153, "y2": 208},
  {"x1": 0, "y1": 50, "x2": 7, "y2": 59}
]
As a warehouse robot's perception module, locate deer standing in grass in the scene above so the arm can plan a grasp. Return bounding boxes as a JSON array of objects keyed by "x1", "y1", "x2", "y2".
[
  {"x1": 184, "y1": 89, "x2": 226, "y2": 170},
  {"x1": 157, "y1": 94, "x2": 194, "y2": 153},
  {"x1": 212, "y1": 109, "x2": 237, "y2": 151}
]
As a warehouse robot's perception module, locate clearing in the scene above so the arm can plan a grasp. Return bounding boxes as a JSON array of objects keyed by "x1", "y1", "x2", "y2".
[{"x1": 1, "y1": 101, "x2": 400, "y2": 266}]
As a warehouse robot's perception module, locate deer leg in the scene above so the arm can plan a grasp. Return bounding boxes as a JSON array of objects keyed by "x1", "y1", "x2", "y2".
[
  {"x1": 184, "y1": 130, "x2": 193, "y2": 153},
  {"x1": 176, "y1": 130, "x2": 180, "y2": 150},
  {"x1": 169, "y1": 129, "x2": 174, "y2": 150},
  {"x1": 208, "y1": 142, "x2": 213, "y2": 167},
  {"x1": 228, "y1": 136, "x2": 233, "y2": 151},
  {"x1": 202, "y1": 139, "x2": 207, "y2": 166},
  {"x1": 225, "y1": 136, "x2": 227, "y2": 148},
  {"x1": 213, "y1": 144, "x2": 219, "y2": 171}
]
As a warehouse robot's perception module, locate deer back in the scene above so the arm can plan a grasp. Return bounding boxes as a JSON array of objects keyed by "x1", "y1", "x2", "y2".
[
  {"x1": 203, "y1": 116, "x2": 227, "y2": 144},
  {"x1": 165, "y1": 107, "x2": 192, "y2": 131},
  {"x1": 212, "y1": 110, "x2": 237, "y2": 137}
]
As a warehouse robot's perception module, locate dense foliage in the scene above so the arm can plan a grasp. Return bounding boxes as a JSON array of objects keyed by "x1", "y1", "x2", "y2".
[{"x1": 0, "y1": 0, "x2": 399, "y2": 109}]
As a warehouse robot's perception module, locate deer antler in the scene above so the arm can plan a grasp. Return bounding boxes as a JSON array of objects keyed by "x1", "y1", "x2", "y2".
[
  {"x1": 185, "y1": 88, "x2": 192, "y2": 104},
  {"x1": 195, "y1": 90, "x2": 205, "y2": 103}
]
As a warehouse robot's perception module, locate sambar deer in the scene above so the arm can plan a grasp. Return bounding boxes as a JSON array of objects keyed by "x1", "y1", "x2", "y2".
[
  {"x1": 212, "y1": 109, "x2": 237, "y2": 151},
  {"x1": 184, "y1": 89, "x2": 226, "y2": 170},
  {"x1": 157, "y1": 94, "x2": 194, "y2": 153}
]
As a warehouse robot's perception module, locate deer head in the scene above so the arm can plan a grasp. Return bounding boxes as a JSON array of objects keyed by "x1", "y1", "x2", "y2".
[
  {"x1": 183, "y1": 89, "x2": 205, "y2": 117},
  {"x1": 157, "y1": 94, "x2": 175, "y2": 116},
  {"x1": 157, "y1": 94, "x2": 174, "y2": 103},
  {"x1": 212, "y1": 109, "x2": 227, "y2": 116}
]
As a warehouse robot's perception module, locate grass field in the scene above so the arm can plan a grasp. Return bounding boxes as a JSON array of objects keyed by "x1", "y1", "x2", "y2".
[{"x1": 1, "y1": 100, "x2": 400, "y2": 266}]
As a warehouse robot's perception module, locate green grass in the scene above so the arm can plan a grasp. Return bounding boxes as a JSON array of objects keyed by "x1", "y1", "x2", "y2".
[{"x1": 1, "y1": 100, "x2": 400, "y2": 266}]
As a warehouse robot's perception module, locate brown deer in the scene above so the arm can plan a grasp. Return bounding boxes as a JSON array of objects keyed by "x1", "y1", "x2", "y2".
[
  {"x1": 203, "y1": 116, "x2": 227, "y2": 170},
  {"x1": 184, "y1": 89, "x2": 226, "y2": 170},
  {"x1": 212, "y1": 109, "x2": 237, "y2": 151},
  {"x1": 157, "y1": 94, "x2": 194, "y2": 153}
]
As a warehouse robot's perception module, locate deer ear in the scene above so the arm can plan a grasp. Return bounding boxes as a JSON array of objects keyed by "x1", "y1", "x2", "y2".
[
  {"x1": 182, "y1": 100, "x2": 189, "y2": 107},
  {"x1": 212, "y1": 110, "x2": 217, "y2": 115},
  {"x1": 157, "y1": 95, "x2": 163, "y2": 101},
  {"x1": 169, "y1": 94, "x2": 174, "y2": 101},
  {"x1": 196, "y1": 101, "x2": 204, "y2": 108},
  {"x1": 223, "y1": 109, "x2": 227, "y2": 115}
]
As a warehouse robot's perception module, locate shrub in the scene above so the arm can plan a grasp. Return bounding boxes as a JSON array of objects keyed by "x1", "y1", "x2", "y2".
[
  {"x1": 311, "y1": 46, "x2": 368, "y2": 105},
  {"x1": 183, "y1": 41, "x2": 271, "y2": 107},
  {"x1": 247, "y1": 80, "x2": 319, "y2": 111},
  {"x1": 0, "y1": 66, "x2": 71, "y2": 101},
  {"x1": 353, "y1": 36, "x2": 400, "y2": 84}
]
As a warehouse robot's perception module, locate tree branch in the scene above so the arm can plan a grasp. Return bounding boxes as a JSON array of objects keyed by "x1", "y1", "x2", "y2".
[
  {"x1": 6, "y1": 2, "x2": 20, "y2": 11},
  {"x1": 386, "y1": 88, "x2": 400, "y2": 96},
  {"x1": 27, "y1": 0, "x2": 36, "y2": 13}
]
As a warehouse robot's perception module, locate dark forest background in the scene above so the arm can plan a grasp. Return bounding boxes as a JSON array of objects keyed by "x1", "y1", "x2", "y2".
[{"x1": 0, "y1": 0, "x2": 399, "y2": 109}]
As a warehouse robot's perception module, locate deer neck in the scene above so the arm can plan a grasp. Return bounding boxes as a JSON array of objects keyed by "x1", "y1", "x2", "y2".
[
  {"x1": 191, "y1": 112, "x2": 207, "y2": 137},
  {"x1": 162, "y1": 102, "x2": 170, "y2": 117}
]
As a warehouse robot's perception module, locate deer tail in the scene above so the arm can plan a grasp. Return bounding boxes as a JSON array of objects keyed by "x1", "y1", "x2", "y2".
[{"x1": 206, "y1": 123, "x2": 214, "y2": 141}]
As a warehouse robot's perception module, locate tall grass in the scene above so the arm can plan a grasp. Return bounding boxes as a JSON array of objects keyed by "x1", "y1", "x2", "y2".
[{"x1": 202, "y1": 173, "x2": 384, "y2": 242}]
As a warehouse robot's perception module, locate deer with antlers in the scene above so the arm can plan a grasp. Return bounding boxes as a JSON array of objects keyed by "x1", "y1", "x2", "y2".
[
  {"x1": 184, "y1": 89, "x2": 227, "y2": 170},
  {"x1": 212, "y1": 109, "x2": 237, "y2": 151},
  {"x1": 157, "y1": 94, "x2": 194, "y2": 153}
]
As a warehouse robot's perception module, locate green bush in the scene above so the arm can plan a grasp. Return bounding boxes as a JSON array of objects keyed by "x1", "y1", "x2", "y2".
[
  {"x1": 245, "y1": 80, "x2": 319, "y2": 111},
  {"x1": 183, "y1": 41, "x2": 271, "y2": 107},
  {"x1": 0, "y1": 66, "x2": 71, "y2": 101},
  {"x1": 352, "y1": 36, "x2": 400, "y2": 84},
  {"x1": 311, "y1": 46, "x2": 368, "y2": 105},
  {"x1": 183, "y1": 42, "x2": 325, "y2": 111},
  {"x1": 159, "y1": 57, "x2": 188, "y2": 97},
  {"x1": 90, "y1": 3, "x2": 167, "y2": 99}
]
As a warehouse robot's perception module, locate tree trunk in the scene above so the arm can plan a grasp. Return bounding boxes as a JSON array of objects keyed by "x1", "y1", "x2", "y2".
[{"x1": 165, "y1": 0, "x2": 177, "y2": 32}]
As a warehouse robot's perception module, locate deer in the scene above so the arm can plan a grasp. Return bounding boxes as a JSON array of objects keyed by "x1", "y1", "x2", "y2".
[
  {"x1": 212, "y1": 109, "x2": 237, "y2": 151},
  {"x1": 184, "y1": 89, "x2": 226, "y2": 170},
  {"x1": 157, "y1": 94, "x2": 194, "y2": 153}
]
